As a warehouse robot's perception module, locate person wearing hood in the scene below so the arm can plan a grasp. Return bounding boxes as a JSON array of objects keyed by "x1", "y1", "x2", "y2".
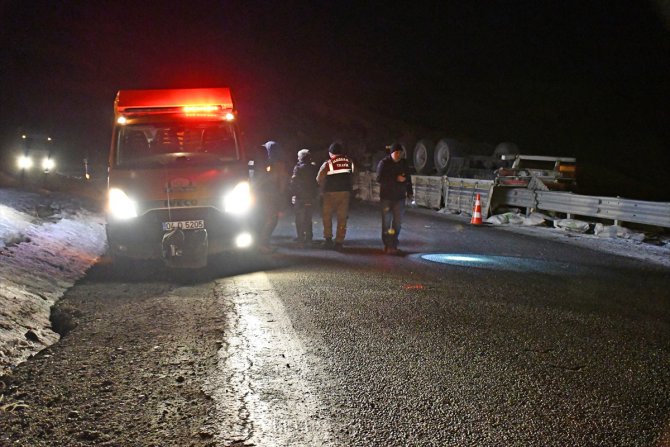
[
  {"x1": 376, "y1": 143, "x2": 413, "y2": 254},
  {"x1": 289, "y1": 149, "x2": 319, "y2": 246},
  {"x1": 316, "y1": 141, "x2": 355, "y2": 250},
  {"x1": 254, "y1": 140, "x2": 289, "y2": 253}
]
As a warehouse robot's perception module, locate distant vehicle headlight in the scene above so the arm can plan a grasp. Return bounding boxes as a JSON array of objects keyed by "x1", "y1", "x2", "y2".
[
  {"x1": 18, "y1": 155, "x2": 33, "y2": 170},
  {"x1": 223, "y1": 181, "x2": 252, "y2": 215},
  {"x1": 108, "y1": 188, "x2": 138, "y2": 219},
  {"x1": 42, "y1": 157, "x2": 55, "y2": 172}
]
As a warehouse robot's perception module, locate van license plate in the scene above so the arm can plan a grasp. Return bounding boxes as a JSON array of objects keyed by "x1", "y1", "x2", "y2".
[{"x1": 162, "y1": 220, "x2": 205, "y2": 231}]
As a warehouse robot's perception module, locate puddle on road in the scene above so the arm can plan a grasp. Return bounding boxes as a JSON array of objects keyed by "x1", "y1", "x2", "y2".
[{"x1": 418, "y1": 253, "x2": 575, "y2": 274}]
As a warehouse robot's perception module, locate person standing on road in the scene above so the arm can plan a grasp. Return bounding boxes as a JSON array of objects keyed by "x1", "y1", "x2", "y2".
[
  {"x1": 376, "y1": 143, "x2": 413, "y2": 254},
  {"x1": 316, "y1": 141, "x2": 354, "y2": 250},
  {"x1": 254, "y1": 140, "x2": 289, "y2": 253},
  {"x1": 290, "y1": 148, "x2": 319, "y2": 246}
]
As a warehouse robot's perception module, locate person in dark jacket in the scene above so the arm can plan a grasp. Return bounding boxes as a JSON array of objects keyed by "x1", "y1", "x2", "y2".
[
  {"x1": 316, "y1": 141, "x2": 354, "y2": 250},
  {"x1": 290, "y1": 149, "x2": 319, "y2": 245},
  {"x1": 254, "y1": 140, "x2": 289, "y2": 253},
  {"x1": 376, "y1": 143, "x2": 414, "y2": 254}
]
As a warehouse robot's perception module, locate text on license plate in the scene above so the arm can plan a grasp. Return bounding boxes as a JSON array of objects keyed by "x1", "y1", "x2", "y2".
[{"x1": 162, "y1": 220, "x2": 205, "y2": 231}]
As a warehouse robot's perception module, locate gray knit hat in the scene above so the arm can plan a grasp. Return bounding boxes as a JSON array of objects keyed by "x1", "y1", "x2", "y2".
[{"x1": 297, "y1": 149, "x2": 311, "y2": 161}]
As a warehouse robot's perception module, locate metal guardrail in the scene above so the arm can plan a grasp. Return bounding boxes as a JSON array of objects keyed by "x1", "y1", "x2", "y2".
[
  {"x1": 357, "y1": 172, "x2": 670, "y2": 229},
  {"x1": 487, "y1": 187, "x2": 670, "y2": 228},
  {"x1": 536, "y1": 191, "x2": 670, "y2": 227},
  {"x1": 492, "y1": 187, "x2": 535, "y2": 209}
]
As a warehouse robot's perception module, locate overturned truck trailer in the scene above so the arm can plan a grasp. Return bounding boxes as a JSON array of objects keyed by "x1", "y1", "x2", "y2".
[
  {"x1": 412, "y1": 138, "x2": 577, "y2": 192},
  {"x1": 412, "y1": 138, "x2": 519, "y2": 178}
]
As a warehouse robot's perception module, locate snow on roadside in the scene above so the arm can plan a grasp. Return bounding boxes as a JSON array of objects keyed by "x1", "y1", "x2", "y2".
[
  {"x1": 0, "y1": 205, "x2": 33, "y2": 248},
  {"x1": 482, "y1": 211, "x2": 670, "y2": 269},
  {"x1": 0, "y1": 188, "x2": 106, "y2": 376}
]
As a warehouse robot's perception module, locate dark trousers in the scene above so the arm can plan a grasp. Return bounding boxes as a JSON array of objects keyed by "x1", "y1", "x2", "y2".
[
  {"x1": 294, "y1": 201, "x2": 314, "y2": 241},
  {"x1": 258, "y1": 198, "x2": 280, "y2": 246},
  {"x1": 381, "y1": 199, "x2": 405, "y2": 249},
  {"x1": 321, "y1": 191, "x2": 350, "y2": 243}
]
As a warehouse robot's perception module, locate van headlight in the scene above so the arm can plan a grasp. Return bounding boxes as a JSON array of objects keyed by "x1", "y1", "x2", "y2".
[
  {"x1": 223, "y1": 181, "x2": 252, "y2": 215},
  {"x1": 108, "y1": 188, "x2": 138, "y2": 219}
]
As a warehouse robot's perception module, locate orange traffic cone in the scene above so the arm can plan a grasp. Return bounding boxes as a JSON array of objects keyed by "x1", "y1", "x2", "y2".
[{"x1": 470, "y1": 193, "x2": 483, "y2": 225}]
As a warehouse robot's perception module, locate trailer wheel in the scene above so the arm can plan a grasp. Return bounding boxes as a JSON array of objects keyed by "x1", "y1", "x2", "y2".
[
  {"x1": 434, "y1": 138, "x2": 461, "y2": 175},
  {"x1": 413, "y1": 139, "x2": 434, "y2": 174}
]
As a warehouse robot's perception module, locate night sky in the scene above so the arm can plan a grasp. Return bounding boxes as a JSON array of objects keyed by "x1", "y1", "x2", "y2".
[{"x1": 1, "y1": 1, "x2": 668, "y2": 199}]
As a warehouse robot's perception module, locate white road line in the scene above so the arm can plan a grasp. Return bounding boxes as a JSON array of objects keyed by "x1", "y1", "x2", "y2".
[{"x1": 209, "y1": 272, "x2": 333, "y2": 447}]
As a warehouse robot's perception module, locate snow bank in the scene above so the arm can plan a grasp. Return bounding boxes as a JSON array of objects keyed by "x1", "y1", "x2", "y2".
[
  {"x1": 483, "y1": 210, "x2": 670, "y2": 268},
  {"x1": 0, "y1": 188, "x2": 106, "y2": 376}
]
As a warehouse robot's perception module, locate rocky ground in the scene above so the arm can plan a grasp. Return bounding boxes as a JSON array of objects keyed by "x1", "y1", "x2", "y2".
[{"x1": 0, "y1": 260, "x2": 229, "y2": 447}]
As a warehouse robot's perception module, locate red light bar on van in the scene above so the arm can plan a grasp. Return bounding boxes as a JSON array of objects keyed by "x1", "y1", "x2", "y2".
[
  {"x1": 183, "y1": 105, "x2": 222, "y2": 113},
  {"x1": 182, "y1": 104, "x2": 234, "y2": 119},
  {"x1": 115, "y1": 88, "x2": 235, "y2": 118}
]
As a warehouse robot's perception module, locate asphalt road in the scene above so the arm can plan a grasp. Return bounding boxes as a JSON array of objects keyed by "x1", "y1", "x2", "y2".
[
  {"x1": 1, "y1": 201, "x2": 668, "y2": 446},
  {"x1": 213, "y1": 202, "x2": 670, "y2": 446}
]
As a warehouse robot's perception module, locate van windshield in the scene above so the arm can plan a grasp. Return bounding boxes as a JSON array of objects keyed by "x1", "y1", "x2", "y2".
[{"x1": 115, "y1": 122, "x2": 239, "y2": 167}]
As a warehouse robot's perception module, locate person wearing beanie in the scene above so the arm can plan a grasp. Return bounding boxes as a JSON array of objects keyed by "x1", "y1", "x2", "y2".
[
  {"x1": 253, "y1": 140, "x2": 289, "y2": 253},
  {"x1": 376, "y1": 143, "x2": 413, "y2": 255},
  {"x1": 316, "y1": 141, "x2": 355, "y2": 250},
  {"x1": 289, "y1": 149, "x2": 319, "y2": 246}
]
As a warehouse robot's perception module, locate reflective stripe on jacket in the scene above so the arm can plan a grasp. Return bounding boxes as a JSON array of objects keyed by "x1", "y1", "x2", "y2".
[{"x1": 318, "y1": 155, "x2": 354, "y2": 192}]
